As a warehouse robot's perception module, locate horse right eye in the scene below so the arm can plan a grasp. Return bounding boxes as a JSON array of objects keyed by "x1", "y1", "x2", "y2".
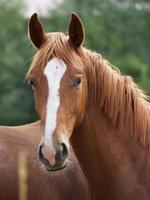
[{"x1": 28, "y1": 79, "x2": 36, "y2": 90}]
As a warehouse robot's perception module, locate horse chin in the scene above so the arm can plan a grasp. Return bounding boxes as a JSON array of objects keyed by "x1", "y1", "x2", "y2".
[{"x1": 44, "y1": 162, "x2": 67, "y2": 172}]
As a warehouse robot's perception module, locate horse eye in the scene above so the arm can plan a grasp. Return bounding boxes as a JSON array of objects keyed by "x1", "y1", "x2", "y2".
[
  {"x1": 28, "y1": 79, "x2": 36, "y2": 90},
  {"x1": 76, "y1": 77, "x2": 82, "y2": 85},
  {"x1": 70, "y1": 77, "x2": 82, "y2": 87}
]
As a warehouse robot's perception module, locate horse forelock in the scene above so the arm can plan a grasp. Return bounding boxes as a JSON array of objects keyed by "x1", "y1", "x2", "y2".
[
  {"x1": 27, "y1": 32, "x2": 82, "y2": 77},
  {"x1": 82, "y1": 48, "x2": 150, "y2": 147}
]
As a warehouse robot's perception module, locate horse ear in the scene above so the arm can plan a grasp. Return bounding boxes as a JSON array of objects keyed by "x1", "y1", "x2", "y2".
[
  {"x1": 68, "y1": 13, "x2": 84, "y2": 48},
  {"x1": 28, "y1": 13, "x2": 46, "y2": 49}
]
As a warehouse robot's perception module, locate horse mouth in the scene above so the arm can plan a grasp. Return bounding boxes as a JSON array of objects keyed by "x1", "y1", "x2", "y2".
[{"x1": 44, "y1": 162, "x2": 67, "y2": 172}]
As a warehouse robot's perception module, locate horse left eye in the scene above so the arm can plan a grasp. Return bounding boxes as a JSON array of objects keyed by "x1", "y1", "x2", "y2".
[
  {"x1": 70, "y1": 77, "x2": 82, "y2": 87},
  {"x1": 76, "y1": 77, "x2": 82, "y2": 85}
]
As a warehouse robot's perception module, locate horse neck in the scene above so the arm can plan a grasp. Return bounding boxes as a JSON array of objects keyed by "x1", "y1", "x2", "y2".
[
  {"x1": 71, "y1": 52, "x2": 128, "y2": 183},
  {"x1": 71, "y1": 51, "x2": 150, "y2": 199},
  {"x1": 71, "y1": 103, "x2": 150, "y2": 199}
]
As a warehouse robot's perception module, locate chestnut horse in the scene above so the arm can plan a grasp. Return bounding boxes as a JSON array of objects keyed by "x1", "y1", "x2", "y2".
[
  {"x1": 27, "y1": 13, "x2": 150, "y2": 200},
  {"x1": 0, "y1": 121, "x2": 91, "y2": 200}
]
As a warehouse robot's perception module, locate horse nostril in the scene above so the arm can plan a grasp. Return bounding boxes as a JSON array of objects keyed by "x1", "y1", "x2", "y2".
[
  {"x1": 55, "y1": 143, "x2": 68, "y2": 162},
  {"x1": 38, "y1": 145, "x2": 49, "y2": 165},
  {"x1": 61, "y1": 143, "x2": 68, "y2": 160}
]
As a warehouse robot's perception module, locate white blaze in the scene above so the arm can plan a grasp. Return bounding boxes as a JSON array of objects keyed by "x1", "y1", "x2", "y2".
[{"x1": 43, "y1": 58, "x2": 67, "y2": 150}]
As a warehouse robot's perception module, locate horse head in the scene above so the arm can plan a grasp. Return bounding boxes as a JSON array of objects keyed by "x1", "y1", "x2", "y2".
[{"x1": 28, "y1": 13, "x2": 87, "y2": 171}]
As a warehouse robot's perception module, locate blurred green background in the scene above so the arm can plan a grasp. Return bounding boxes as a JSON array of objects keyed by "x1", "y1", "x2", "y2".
[{"x1": 0, "y1": 0, "x2": 150, "y2": 125}]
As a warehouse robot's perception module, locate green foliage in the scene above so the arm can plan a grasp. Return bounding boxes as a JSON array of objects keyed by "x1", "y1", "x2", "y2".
[
  {"x1": 0, "y1": 0, "x2": 150, "y2": 125},
  {"x1": 47, "y1": 0, "x2": 150, "y2": 93},
  {"x1": 0, "y1": 0, "x2": 37, "y2": 125}
]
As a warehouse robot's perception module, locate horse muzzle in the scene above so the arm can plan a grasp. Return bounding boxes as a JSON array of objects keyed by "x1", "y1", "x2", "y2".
[{"x1": 38, "y1": 143, "x2": 68, "y2": 171}]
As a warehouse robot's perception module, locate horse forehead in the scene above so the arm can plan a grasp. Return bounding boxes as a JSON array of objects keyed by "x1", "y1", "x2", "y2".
[
  {"x1": 43, "y1": 58, "x2": 67, "y2": 87},
  {"x1": 44, "y1": 58, "x2": 67, "y2": 76},
  {"x1": 43, "y1": 57, "x2": 67, "y2": 97}
]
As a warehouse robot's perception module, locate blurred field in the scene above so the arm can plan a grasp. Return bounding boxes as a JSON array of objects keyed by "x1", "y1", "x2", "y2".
[{"x1": 0, "y1": 0, "x2": 150, "y2": 125}]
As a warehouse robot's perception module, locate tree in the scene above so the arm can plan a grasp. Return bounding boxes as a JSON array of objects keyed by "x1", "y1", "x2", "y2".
[
  {"x1": 47, "y1": 0, "x2": 150, "y2": 94},
  {"x1": 0, "y1": 0, "x2": 37, "y2": 125}
]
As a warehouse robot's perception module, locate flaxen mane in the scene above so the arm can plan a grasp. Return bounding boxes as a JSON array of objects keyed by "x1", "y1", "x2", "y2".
[
  {"x1": 84, "y1": 49, "x2": 150, "y2": 147},
  {"x1": 28, "y1": 32, "x2": 150, "y2": 147}
]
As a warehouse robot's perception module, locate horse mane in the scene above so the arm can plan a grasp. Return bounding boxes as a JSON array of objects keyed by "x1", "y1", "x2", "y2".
[
  {"x1": 83, "y1": 49, "x2": 150, "y2": 147},
  {"x1": 28, "y1": 32, "x2": 150, "y2": 147}
]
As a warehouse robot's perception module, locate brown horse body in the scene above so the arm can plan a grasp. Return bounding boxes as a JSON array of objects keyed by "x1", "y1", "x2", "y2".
[
  {"x1": 27, "y1": 13, "x2": 150, "y2": 200},
  {"x1": 72, "y1": 103, "x2": 150, "y2": 200},
  {"x1": 0, "y1": 122, "x2": 91, "y2": 200}
]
